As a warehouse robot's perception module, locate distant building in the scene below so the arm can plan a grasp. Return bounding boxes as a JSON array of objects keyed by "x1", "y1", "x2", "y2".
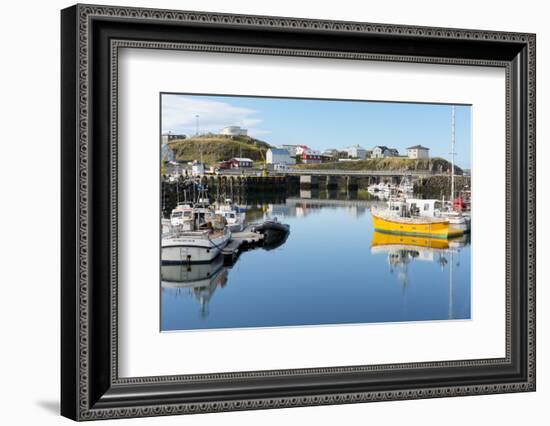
[
  {"x1": 279, "y1": 144, "x2": 300, "y2": 157},
  {"x1": 320, "y1": 152, "x2": 336, "y2": 163},
  {"x1": 229, "y1": 157, "x2": 253, "y2": 168},
  {"x1": 406, "y1": 145, "x2": 430, "y2": 159},
  {"x1": 220, "y1": 126, "x2": 248, "y2": 136},
  {"x1": 161, "y1": 133, "x2": 186, "y2": 144},
  {"x1": 300, "y1": 149, "x2": 322, "y2": 164},
  {"x1": 371, "y1": 146, "x2": 399, "y2": 158},
  {"x1": 161, "y1": 144, "x2": 175, "y2": 162},
  {"x1": 266, "y1": 148, "x2": 296, "y2": 165},
  {"x1": 293, "y1": 145, "x2": 311, "y2": 156},
  {"x1": 273, "y1": 163, "x2": 290, "y2": 171},
  {"x1": 322, "y1": 148, "x2": 339, "y2": 158},
  {"x1": 218, "y1": 160, "x2": 232, "y2": 170},
  {"x1": 344, "y1": 144, "x2": 367, "y2": 160}
]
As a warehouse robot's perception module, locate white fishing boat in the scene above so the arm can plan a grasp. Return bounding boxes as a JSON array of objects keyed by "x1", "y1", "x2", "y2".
[
  {"x1": 215, "y1": 199, "x2": 246, "y2": 232},
  {"x1": 170, "y1": 203, "x2": 194, "y2": 227},
  {"x1": 368, "y1": 179, "x2": 413, "y2": 200},
  {"x1": 440, "y1": 208, "x2": 471, "y2": 232},
  {"x1": 367, "y1": 182, "x2": 392, "y2": 196},
  {"x1": 162, "y1": 226, "x2": 231, "y2": 264}
]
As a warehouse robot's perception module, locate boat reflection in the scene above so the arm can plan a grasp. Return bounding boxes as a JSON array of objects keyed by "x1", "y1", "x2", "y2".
[
  {"x1": 161, "y1": 256, "x2": 228, "y2": 318},
  {"x1": 371, "y1": 232, "x2": 469, "y2": 319}
]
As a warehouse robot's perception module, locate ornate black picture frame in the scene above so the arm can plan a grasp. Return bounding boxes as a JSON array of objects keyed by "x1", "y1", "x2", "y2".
[{"x1": 61, "y1": 4, "x2": 536, "y2": 421}]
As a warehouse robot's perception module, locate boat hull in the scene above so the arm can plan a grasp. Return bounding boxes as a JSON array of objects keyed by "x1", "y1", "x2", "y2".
[
  {"x1": 161, "y1": 231, "x2": 230, "y2": 264},
  {"x1": 371, "y1": 212, "x2": 463, "y2": 239},
  {"x1": 162, "y1": 246, "x2": 221, "y2": 264}
]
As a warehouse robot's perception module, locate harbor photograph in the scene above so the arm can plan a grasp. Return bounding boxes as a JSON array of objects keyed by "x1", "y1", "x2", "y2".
[{"x1": 160, "y1": 93, "x2": 472, "y2": 331}]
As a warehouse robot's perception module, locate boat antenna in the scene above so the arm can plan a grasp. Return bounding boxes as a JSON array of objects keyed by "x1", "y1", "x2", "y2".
[{"x1": 450, "y1": 105, "x2": 456, "y2": 203}]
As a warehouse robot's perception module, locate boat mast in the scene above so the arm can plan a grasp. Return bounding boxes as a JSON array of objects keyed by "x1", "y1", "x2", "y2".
[
  {"x1": 448, "y1": 249, "x2": 454, "y2": 320},
  {"x1": 450, "y1": 106, "x2": 456, "y2": 203}
]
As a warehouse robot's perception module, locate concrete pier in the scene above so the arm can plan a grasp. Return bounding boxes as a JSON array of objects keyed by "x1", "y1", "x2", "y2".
[{"x1": 299, "y1": 175, "x2": 319, "y2": 189}]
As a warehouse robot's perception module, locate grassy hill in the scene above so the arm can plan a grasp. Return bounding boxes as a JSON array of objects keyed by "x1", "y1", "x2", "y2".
[
  {"x1": 168, "y1": 135, "x2": 271, "y2": 165},
  {"x1": 294, "y1": 157, "x2": 463, "y2": 174}
]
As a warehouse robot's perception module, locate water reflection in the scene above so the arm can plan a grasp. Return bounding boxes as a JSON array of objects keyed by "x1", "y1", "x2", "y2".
[
  {"x1": 370, "y1": 232, "x2": 470, "y2": 319},
  {"x1": 161, "y1": 191, "x2": 471, "y2": 331},
  {"x1": 161, "y1": 256, "x2": 228, "y2": 319}
]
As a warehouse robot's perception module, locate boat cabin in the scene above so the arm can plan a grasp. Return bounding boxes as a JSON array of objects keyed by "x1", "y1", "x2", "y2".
[
  {"x1": 385, "y1": 199, "x2": 443, "y2": 218},
  {"x1": 386, "y1": 200, "x2": 408, "y2": 217},
  {"x1": 405, "y1": 199, "x2": 443, "y2": 218},
  {"x1": 221, "y1": 211, "x2": 236, "y2": 220},
  {"x1": 170, "y1": 203, "x2": 194, "y2": 226}
]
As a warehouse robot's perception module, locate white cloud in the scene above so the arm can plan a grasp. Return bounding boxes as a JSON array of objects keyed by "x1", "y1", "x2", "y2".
[{"x1": 161, "y1": 95, "x2": 270, "y2": 139}]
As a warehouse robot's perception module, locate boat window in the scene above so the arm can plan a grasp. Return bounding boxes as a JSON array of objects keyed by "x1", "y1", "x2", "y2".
[
  {"x1": 183, "y1": 211, "x2": 192, "y2": 217},
  {"x1": 171, "y1": 211, "x2": 182, "y2": 217},
  {"x1": 424, "y1": 204, "x2": 430, "y2": 211}
]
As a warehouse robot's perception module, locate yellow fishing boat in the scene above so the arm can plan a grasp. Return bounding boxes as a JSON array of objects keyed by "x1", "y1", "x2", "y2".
[{"x1": 371, "y1": 200, "x2": 464, "y2": 239}]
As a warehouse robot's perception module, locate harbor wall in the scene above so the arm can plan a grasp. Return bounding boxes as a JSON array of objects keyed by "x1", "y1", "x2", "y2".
[
  {"x1": 161, "y1": 176, "x2": 289, "y2": 216},
  {"x1": 414, "y1": 175, "x2": 471, "y2": 199}
]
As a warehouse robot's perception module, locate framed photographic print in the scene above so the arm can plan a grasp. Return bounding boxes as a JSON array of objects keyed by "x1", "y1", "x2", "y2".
[{"x1": 61, "y1": 4, "x2": 536, "y2": 421}]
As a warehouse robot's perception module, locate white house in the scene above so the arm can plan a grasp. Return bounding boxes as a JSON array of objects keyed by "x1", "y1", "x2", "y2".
[
  {"x1": 266, "y1": 148, "x2": 296, "y2": 165},
  {"x1": 344, "y1": 144, "x2": 367, "y2": 159},
  {"x1": 406, "y1": 145, "x2": 430, "y2": 159},
  {"x1": 220, "y1": 126, "x2": 248, "y2": 136},
  {"x1": 371, "y1": 146, "x2": 399, "y2": 158}
]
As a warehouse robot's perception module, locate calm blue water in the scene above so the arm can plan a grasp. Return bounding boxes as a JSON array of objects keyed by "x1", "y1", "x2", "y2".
[{"x1": 161, "y1": 193, "x2": 471, "y2": 331}]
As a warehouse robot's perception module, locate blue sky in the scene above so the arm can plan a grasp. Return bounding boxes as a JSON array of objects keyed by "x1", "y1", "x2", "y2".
[{"x1": 162, "y1": 94, "x2": 472, "y2": 168}]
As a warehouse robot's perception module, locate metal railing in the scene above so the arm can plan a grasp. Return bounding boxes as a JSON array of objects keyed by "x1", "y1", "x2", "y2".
[{"x1": 278, "y1": 169, "x2": 437, "y2": 177}]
